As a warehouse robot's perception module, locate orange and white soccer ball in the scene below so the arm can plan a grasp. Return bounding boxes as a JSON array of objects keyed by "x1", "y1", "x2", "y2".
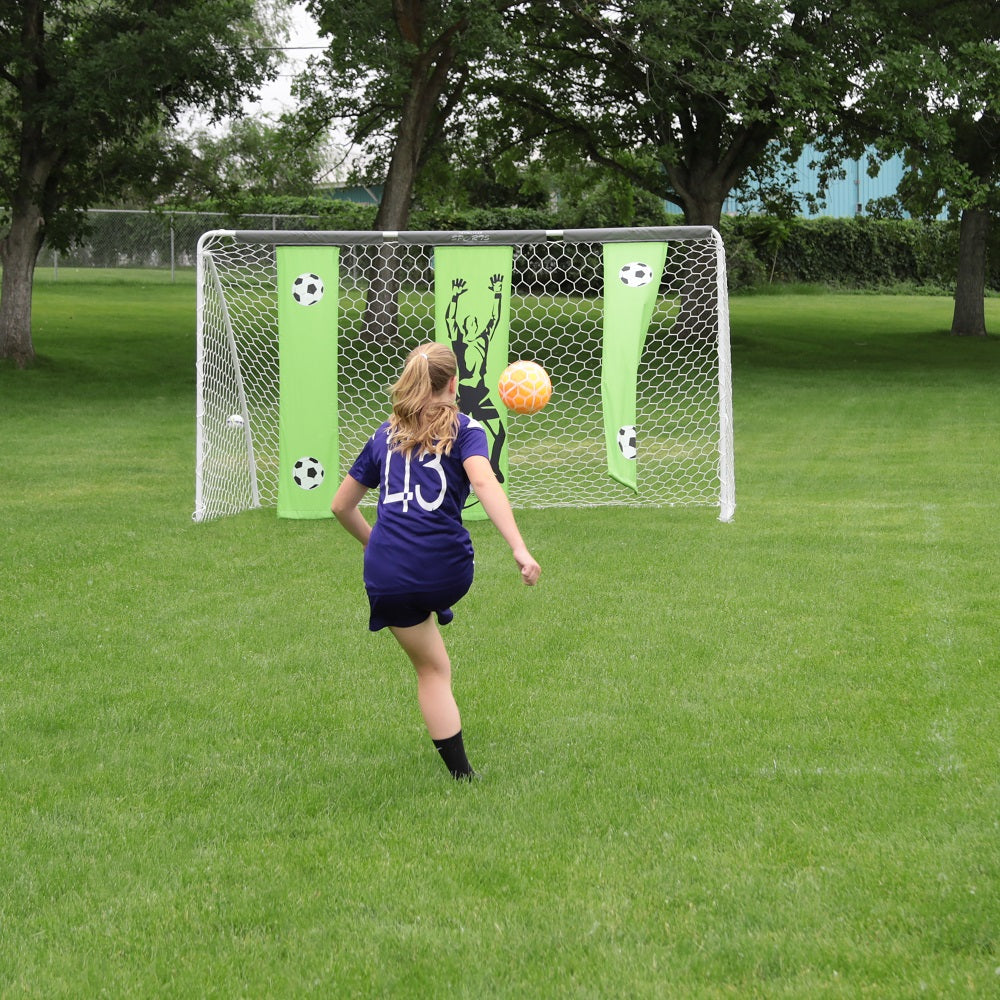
[{"x1": 498, "y1": 360, "x2": 552, "y2": 414}]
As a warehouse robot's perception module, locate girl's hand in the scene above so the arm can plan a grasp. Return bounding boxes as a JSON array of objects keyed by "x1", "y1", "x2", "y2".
[{"x1": 513, "y1": 546, "x2": 541, "y2": 586}]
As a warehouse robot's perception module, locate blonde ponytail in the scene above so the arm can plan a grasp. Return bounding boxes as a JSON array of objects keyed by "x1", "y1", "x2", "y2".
[{"x1": 388, "y1": 343, "x2": 460, "y2": 456}]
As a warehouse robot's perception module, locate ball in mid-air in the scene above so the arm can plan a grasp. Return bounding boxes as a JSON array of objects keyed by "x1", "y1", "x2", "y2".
[
  {"x1": 225, "y1": 413, "x2": 244, "y2": 429},
  {"x1": 617, "y1": 425, "x2": 637, "y2": 460},
  {"x1": 498, "y1": 360, "x2": 552, "y2": 414},
  {"x1": 293, "y1": 456, "x2": 325, "y2": 490},
  {"x1": 292, "y1": 272, "x2": 324, "y2": 306},
  {"x1": 618, "y1": 262, "x2": 653, "y2": 288}
]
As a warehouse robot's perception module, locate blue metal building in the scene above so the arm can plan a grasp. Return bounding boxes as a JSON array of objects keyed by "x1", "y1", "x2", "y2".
[
  {"x1": 721, "y1": 147, "x2": 937, "y2": 218},
  {"x1": 320, "y1": 184, "x2": 383, "y2": 205}
]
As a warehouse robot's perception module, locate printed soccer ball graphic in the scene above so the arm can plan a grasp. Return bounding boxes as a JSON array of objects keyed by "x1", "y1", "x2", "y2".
[
  {"x1": 292, "y1": 272, "x2": 324, "y2": 306},
  {"x1": 293, "y1": 456, "x2": 325, "y2": 490},
  {"x1": 618, "y1": 262, "x2": 653, "y2": 288},
  {"x1": 617, "y1": 425, "x2": 637, "y2": 460},
  {"x1": 498, "y1": 360, "x2": 552, "y2": 414}
]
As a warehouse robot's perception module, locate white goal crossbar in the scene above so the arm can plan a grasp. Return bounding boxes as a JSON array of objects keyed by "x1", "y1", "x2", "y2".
[{"x1": 195, "y1": 227, "x2": 734, "y2": 523}]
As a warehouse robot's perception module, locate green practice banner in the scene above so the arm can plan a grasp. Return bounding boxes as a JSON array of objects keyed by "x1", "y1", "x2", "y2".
[
  {"x1": 276, "y1": 246, "x2": 339, "y2": 518},
  {"x1": 434, "y1": 245, "x2": 513, "y2": 519},
  {"x1": 602, "y1": 243, "x2": 668, "y2": 492}
]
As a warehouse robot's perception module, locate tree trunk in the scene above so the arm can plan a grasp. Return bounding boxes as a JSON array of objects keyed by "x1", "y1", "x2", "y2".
[
  {"x1": 677, "y1": 196, "x2": 724, "y2": 230},
  {"x1": 362, "y1": 111, "x2": 423, "y2": 345},
  {"x1": 669, "y1": 179, "x2": 726, "y2": 341},
  {"x1": 361, "y1": 0, "x2": 467, "y2": 344},
  {"x1": 361, "y1": 76, "x2": 435, "y2": 344},
  {"x1": 0, "y1": 201, "x2": 45, "y2": 368},
  {"x1": 373, "y1": 128, "x2": 419, "y2": 233},
  {"x1": 951, "y1": 207, "x2": 989, "y2": 337}
]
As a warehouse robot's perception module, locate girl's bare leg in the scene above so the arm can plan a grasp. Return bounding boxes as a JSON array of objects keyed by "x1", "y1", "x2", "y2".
[
  {"x1": 389, "y1": 615, "x2": 460, "y2": 740},
  {"x1": 389, "y1": 615, "x2": 474, "y2": 778}
]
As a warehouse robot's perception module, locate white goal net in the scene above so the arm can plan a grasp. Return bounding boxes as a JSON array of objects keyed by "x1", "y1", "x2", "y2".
[{"x1": 194, "y1": 227, "x2": 734, "y2": 522}]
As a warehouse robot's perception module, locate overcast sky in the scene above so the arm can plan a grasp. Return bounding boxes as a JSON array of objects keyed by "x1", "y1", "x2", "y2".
[
  {"x1": 246, "y1": 2, "x2": 325, "y2": 119},
  {"x1": 181, "y1": 3, "x2": 324, "y2": 130}
]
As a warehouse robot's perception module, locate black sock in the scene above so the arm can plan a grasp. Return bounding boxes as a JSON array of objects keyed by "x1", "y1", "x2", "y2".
[{"x1": 432, "y1": 730, "x2": 474, "y2": 779}]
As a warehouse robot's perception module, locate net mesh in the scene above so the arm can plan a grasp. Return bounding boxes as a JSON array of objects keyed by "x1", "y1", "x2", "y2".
[{"x1": 195, "y1": 228, "x2": 733, "y2": 522}]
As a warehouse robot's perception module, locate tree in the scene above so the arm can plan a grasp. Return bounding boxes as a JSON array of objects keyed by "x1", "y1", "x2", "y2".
[
  {"x1": 847, "y1": 0, "x2": 1000, "y2": 336},
  {"x1": 301, "y1": 0, "x2": 514, "y2": 231},
  {"x1": 0, "y1": 0, "x2": 278, "y2": 368},
  {"x1": 172, "y1": 118, "x2": 331, "y2": 206},
  {"x1": 299, "y1": 0, "x2": 519, "y2": 339},
  {"x1": 495, "y1": 1, "x2": 872, "y2": 229}
]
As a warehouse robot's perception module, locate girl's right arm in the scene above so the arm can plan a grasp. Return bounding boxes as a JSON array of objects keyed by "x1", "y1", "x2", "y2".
[
  {"x1": 331, "y1": 475, "x2": 372, "y2": 548},
  {"x1": 463, "y1": 455, "x2": 541, "y2": 586}
]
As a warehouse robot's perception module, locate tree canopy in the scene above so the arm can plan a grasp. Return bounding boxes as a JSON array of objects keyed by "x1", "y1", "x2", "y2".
[
  {"x1": 0, "y1": 0, "x2": 278, "y2": 366},
  {"x1": 500, "y1": 1, "x2": 881, "y2": 227},
  {"x1": 301, "y1": 0, "x2": 996, "y2": 333},
  {"x1": 172, "y1": 118, "x2": 332, "y2": 206},
  {"x1": 4, "y1": 1, "x2": 997, "y2": 365},
  {"x1": 846, "y1": 0, "x2": 1000, "y2": 334},
  {"x1": 300, "y1": 0, "x2": 518, "y2": 229}
]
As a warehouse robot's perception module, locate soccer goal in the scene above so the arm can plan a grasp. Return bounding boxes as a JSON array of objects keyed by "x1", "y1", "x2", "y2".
[{"x1": 194, "y1": 227, "x2": 734, "y2": 523}]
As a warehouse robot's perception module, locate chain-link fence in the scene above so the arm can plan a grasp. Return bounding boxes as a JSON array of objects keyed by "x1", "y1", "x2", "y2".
[{"x1": 40, "y1": 209, "x2": 323, "y2": 280}]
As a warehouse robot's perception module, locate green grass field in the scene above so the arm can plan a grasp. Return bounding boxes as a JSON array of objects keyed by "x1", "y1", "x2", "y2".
[{"x1": 1, "y1": 276, "x2": 997, "y2": 997}]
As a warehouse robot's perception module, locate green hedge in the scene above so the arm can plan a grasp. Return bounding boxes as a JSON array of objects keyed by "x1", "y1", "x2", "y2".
[
  {"x1": 719, "y1": 215, "x2": 999, "y2": 293},
  {"x1": 408, "y1": 209, "x2": 990, "y2": 293},
  {"x1": 83, "y1": 196, "x2": 995, "y2": 293}
]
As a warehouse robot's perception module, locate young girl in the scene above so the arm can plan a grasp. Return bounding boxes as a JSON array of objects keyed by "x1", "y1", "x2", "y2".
[{"x1": 331, "y1": 342, "x2": 541, "y2": 780}]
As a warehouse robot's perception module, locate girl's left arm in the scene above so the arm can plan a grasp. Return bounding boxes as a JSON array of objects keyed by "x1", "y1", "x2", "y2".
[{"x1": 331, "y1": 475, "x2": 372, "y2": 547}]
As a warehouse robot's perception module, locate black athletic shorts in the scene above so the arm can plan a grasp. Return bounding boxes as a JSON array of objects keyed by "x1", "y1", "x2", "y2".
[{"x1": 366, "y1": 580, "x2": 472, "y2": 632}]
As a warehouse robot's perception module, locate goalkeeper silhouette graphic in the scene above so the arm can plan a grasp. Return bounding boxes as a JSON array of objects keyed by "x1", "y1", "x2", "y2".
[{"x1": 445, "y1": 274, "x2": 507, "y2": 484}]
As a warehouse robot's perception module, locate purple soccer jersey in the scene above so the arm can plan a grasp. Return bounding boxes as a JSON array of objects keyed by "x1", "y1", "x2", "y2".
[{"x1": 348, "y1": 413, "x2": 490, "y2": 594}]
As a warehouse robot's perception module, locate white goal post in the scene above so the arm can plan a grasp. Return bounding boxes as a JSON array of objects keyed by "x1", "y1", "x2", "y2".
[{"x1": 194, "y1": 226, "x2": 734, "y2": 523}]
